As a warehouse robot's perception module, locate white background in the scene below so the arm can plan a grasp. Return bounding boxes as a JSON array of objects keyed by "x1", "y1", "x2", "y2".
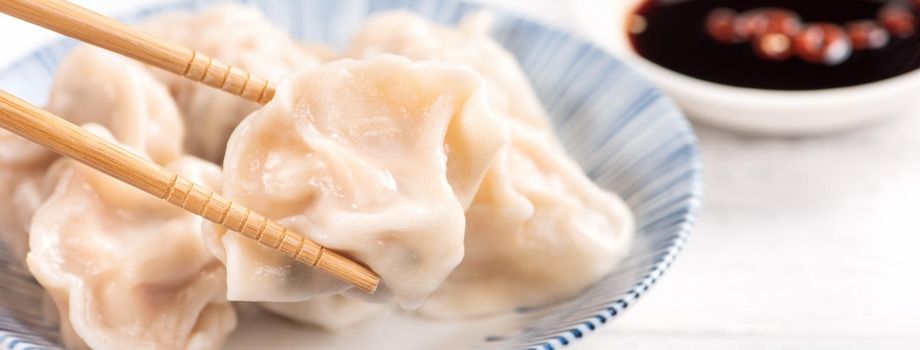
[{"x1": 1, "y1": 1, "x2": 919, "y2": 349}]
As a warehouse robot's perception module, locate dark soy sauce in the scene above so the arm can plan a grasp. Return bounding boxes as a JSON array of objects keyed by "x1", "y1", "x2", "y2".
[{"x1": 629, "y1": 0, "x2": 920, "y2": 90}]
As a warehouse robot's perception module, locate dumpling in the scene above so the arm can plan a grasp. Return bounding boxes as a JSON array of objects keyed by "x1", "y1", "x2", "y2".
[
  {"x1": 0, "y1": 130, "x2": 57, "y2": 262},
  {"x1": 142, "y1": 5, "x2": 332, "y2": 162},
  {"x1": 419, "y1": 121, "x2": 634, "y2": 317},
  {"x1": 47, "y1": 45, "x2": 185, "y2": 165},
  {"x1": 0, "y1": 44, "x2": 184, "y2": 263},
  {"x1": 208, "y1": 55, "x2": 507, "y2": 309},
  {"x1": 348, "y1": 11, "x2": 551, "y2": 128},
  {"x1": 349, "y1": 11, "x2": 634, "y2": 317},
  {"x1": 27, "y1": 126, "x2": 236, "y2": 350}
]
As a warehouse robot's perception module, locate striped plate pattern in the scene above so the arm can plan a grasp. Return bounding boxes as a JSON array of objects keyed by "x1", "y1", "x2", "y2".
[{"x1": 0, "y1": 0, "x2": 702, "y2": 349}]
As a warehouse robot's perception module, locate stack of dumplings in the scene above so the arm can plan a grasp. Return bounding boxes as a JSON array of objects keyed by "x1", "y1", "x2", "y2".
[{"x1": 0, "y1": 6, "x2": 634, "y2": 349}]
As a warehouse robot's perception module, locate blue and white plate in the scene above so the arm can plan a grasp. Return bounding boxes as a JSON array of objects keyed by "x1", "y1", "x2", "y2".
[{"x1": 0, "y1": 0, "x2": 702, "y2": 349}]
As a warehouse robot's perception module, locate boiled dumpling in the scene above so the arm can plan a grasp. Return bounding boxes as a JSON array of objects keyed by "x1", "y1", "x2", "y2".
[
  {"x1": 47, "y1": 45, "x2": 185, "y2": 165},
  {"x1": 0, "y1": 130, "x2": 57, "y2": 262},
  {"x1": 349, "y1": 11, "x2": 634, "y2": 317},
  {"x1": 27, "y1": 125, "x2": 236, "y2": 350},
  {"x1": 208, "y1": 55, "x2": 507, "y2": 309},
  {"x1": 419, "y1": 120, "x2": 634, "y2": 317},
  {"x1": 0, "y1": 44, "x2": 185, "y2": 262},
  {"x1": 142, "y1": 5, "x2": 332, "y2": 162},
  {"x1": 138, "y1": 12, "x2": 361, "y2": 328}
]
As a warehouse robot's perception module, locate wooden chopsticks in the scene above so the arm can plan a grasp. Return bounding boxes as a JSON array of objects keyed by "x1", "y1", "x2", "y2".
[
  {"x1": 0, "y1": 0, "x2": 275, "y2": 104},
  {"x1": 0, "y1": 0, "x2": 380, "y2": 292},
  {"x1": 0, "y1": 91, "x2": 379, "y2": 294}
]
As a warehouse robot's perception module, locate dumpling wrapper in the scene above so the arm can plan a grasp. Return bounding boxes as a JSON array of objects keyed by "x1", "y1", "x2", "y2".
[
  {"x1": 208, "y1": 55, "x2": 507, "y2": 308},
  {"x1": 27, "y1": 126, "x2": 236, "y2": 350},
  {"x1": 350, "y1": 11, "x2": 634, "y2": 317},
  {"x1": 142, "y1": 5, "x2": 332, "y2": 163}
]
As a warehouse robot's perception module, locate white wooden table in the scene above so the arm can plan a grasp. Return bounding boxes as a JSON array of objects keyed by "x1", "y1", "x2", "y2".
[
  {"x1": 1, "y1": 1, "x2": 918, "y2": 349},
  {"x1": 578, "y1": 118, "x2": 920, "y2": 349}
]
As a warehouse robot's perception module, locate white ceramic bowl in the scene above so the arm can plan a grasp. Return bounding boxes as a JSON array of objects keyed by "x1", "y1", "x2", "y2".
[
  {"x1": 573, "y1": 0, "x2": 920, "y2": 136},
  {"x1": 0, "y1": 0, "x2": 702, "y2": 349}
]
